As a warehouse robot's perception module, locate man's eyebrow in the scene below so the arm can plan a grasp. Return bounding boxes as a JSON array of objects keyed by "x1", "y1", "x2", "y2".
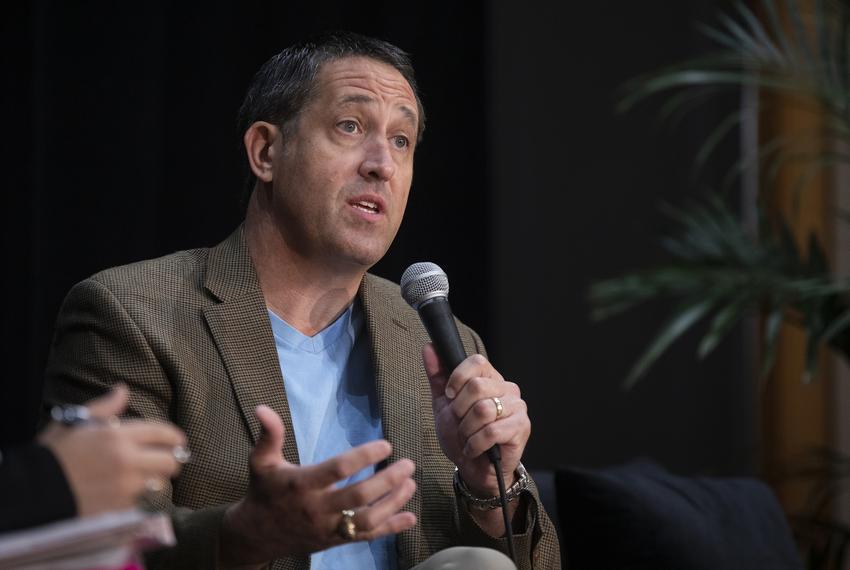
[
  {"x1": 339, "y1": 94, "x2": 375, "y2": 106},
  {"x1": 338, "y1": 95, "x2": 418, "y2": 130},
  {"x1": 397, "y1": 105, "x2": 418, "y2": 130}
]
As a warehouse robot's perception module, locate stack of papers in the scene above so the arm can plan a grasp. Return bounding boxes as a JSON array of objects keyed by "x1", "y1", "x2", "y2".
[{"x1": 0, "y1": 509, "x2": 175, "y2": 569}]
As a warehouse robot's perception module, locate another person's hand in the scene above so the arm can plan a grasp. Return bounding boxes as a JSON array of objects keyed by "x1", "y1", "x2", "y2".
[
  {"x1": 38, "y1": 385, "x2": 187, "y2": 516},
  {"x1": 422, "y1": 344, "x2": 530, "y2": 531},
  {"x1": 219, "y1": 405, "x2": 417, "y2": 567}
]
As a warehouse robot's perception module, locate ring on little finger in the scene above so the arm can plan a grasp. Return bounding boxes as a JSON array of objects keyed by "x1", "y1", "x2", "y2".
[{"x1": 338, "y1": 509, "x2": 357, "y2": 541}]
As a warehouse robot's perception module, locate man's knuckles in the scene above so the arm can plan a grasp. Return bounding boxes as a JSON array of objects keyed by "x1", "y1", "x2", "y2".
[
  {"x1": 481, "y1": 422, "x2": 501, "y2": 442},
  {"x1": 448, "y1": 377, "x2": 488, "y2": 413},
  {"x1": 448, "y1": 354, "x2": 490, "y2": 383},
  {"x1": 346, "y1": 484, "x2": 373, "y2": 507},
  {"x1": 468, "y1": 353, "x2": 489, "y2": 368},
  {"x1": 514, "y1": 398, "x2": 528, "y2": 417},
  {"x1": 358, "y1": 479, "x2": 416, "y2": 532},
  {"x1": 346, "y1": 461, "x2": 414, "y2": 507},
  {"x1": 324, "y1": 457, "x2": 355, "y2": 482},
  {"x1": 472, "y1": 398, "x2": 493, "y2": 420}
]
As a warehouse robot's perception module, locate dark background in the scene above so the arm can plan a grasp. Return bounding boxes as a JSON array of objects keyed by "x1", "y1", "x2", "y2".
[{"x1": 2, "y1": 1, "x2": 752, "y2": 476}]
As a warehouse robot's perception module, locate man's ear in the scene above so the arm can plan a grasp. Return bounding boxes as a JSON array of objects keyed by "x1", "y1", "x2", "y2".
[{"x1": 243, "y1": 121, "x2": 280, "y2": 183}]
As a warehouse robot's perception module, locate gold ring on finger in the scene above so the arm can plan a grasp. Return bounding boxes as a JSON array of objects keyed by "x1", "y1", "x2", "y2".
[
  {"x1": 338, "y1": 509, "x2": 357, "y2": 541},
  {"x1": 492, "y1": 396, "x2": 504, "y2": 418}
]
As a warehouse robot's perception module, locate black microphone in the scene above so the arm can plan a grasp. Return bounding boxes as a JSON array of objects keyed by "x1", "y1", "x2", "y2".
[
  {"x1": 400, "y1": 262, "x2": 515, "y2": 562},
  {"x1": 399, "y1": 262, "x2": 500, "y2": 462}
]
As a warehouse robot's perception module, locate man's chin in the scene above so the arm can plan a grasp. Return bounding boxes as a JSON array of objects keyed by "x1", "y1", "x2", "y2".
[
  {"x1": 330, "y1": 243, "x2": 390, "y2": 272},
  {"x1": 333, "y1": 232, "x2": 395, "y2": 268}
]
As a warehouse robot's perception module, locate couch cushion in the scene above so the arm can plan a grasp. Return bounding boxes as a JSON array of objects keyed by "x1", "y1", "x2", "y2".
[{"x1": 556, "y1": 460, "x2": 802, "y2": 570}]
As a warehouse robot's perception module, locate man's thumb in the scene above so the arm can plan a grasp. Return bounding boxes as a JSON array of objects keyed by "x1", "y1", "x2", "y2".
[{"x1": 251, "y1": 405, "x2": 286, "y2": 469}]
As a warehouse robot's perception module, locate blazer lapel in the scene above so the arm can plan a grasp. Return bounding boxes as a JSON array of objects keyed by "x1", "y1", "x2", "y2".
[
  {"x1": 202, "y1": 228, "x2": 300, "y2": 466},
  {"x1": 359, "y1": 275, "x2": 424, "y2": 566}
]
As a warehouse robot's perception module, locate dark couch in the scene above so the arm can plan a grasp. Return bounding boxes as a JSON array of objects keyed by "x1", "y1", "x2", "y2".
[{"x1": 531, "y1": 461, "x2": 803, "y2": 570}]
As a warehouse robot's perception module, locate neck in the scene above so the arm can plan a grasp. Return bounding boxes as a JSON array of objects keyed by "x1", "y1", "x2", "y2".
[{"x1": 244, "y1": 193, "x2": 365, "y2": 337}]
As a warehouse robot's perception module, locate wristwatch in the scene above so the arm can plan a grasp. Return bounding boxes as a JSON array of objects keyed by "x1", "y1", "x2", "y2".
[{"x1": 453, "y1": 463, "x2": 530, "y2": 510}]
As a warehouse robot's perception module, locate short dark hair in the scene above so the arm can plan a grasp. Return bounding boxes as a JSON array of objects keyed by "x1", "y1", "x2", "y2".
[{"x1": 237, "y1": 31, "x2": 426, "y2": 196}]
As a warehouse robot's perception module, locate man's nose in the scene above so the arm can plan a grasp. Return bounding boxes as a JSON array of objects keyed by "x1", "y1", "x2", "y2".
[{"x1": 359, "y1": 137, "x2": 396, "y2": 181}]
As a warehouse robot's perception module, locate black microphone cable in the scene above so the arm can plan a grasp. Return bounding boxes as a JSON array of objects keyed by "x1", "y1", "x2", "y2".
[{"x1": 488, "y1": 445, "x2": 516, "y2": 563}]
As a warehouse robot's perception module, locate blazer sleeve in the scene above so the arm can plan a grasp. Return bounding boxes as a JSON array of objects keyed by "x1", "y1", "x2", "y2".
[
  {"x1": 453, "y1": 325, "x2": 562, "y2": 570},
  {"x1": 0, "y1": 443, "x2": 77, "y2": 532},
  {"x1": 43, "y1": 278, "x2": 230, "y2": 569}
]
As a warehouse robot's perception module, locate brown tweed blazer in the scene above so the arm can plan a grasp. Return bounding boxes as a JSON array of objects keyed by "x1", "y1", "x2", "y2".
[{"x1": 43, "y1": 228, "x2": 560, "y2": 569}]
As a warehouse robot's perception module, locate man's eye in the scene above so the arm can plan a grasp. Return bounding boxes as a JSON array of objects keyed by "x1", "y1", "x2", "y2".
[
  {"x1": 339, "y1": 120, "x2": 359, "y2": 133},
  {"x1": 392, "y1": 135, "x2": 409, "y2": 149}
]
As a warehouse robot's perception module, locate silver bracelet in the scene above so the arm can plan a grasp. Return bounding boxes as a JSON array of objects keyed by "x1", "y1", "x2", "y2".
[{"x1": 453, "y1": 463, "x2": 529, "y2": 511}]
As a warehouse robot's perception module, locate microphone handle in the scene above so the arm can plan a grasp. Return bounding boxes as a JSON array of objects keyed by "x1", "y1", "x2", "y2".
[
  {"x1": 418, "y1": 297, "x2": 467, "y2": 370},
  {"x1": 418, "y1": 297, "x2": 501, "y2": 464}
]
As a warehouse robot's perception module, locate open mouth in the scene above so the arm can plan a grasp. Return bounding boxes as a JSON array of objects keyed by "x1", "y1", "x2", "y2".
[
  {"x1": 348, "y1": 195, "x2": 385, "y2": 216},
  {"x1": 352, "y1": 200, "x2": 380, "y2": 214}
]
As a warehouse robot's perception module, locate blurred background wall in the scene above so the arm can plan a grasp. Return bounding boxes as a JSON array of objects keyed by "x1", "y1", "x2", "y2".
[{"x1": 2, "y1": 1, "x2": 755, "y2": 478}]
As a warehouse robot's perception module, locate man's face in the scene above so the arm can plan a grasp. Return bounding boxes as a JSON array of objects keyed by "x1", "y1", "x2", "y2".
[{"x1": 266, "y1": 56, "x2": 419, "y2": 270}]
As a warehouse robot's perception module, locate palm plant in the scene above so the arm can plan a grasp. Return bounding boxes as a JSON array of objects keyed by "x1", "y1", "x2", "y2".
[{"x1": 591, "y1": 0, "x2": 850, "y2": 388}]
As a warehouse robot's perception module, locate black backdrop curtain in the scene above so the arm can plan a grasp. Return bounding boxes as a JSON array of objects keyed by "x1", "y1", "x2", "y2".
[
  {"x1": 2, "y1": 1, "x2": 489, "y2": 444},
  {"x1": 4, "y1": 1, "x2": 754, "y2": 479}
]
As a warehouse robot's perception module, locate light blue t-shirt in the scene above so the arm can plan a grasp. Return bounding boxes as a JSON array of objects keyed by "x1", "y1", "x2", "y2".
[{"x1": 268, "y1": 303, "x2": 396, "y2": 570}]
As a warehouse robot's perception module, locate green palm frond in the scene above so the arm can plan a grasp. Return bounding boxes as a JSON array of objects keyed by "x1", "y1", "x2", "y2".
[
  {"x1": 618, "y1": 0, "x2": 850, "y2": 200},
  {"x1": 590, "y1": 199, "x2": 850, "y2": 387},
  {"x1": 593, "y1": 0, "x2": 850, "y2": 386}
]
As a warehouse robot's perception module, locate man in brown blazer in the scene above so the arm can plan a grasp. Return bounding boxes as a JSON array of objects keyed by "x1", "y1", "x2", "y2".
[{"x1": 44, "y1": 32, "x2": 560, "y2": 569}]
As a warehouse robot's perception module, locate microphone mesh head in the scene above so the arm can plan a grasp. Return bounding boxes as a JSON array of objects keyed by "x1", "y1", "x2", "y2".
[{"x1": 400, "y1": 262, "x2": 450, "y2": 309}]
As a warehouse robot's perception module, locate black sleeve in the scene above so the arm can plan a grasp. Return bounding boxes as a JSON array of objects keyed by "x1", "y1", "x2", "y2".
[{"x1": 0, "y1": 443, "x2": 77, "y2": 532}]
